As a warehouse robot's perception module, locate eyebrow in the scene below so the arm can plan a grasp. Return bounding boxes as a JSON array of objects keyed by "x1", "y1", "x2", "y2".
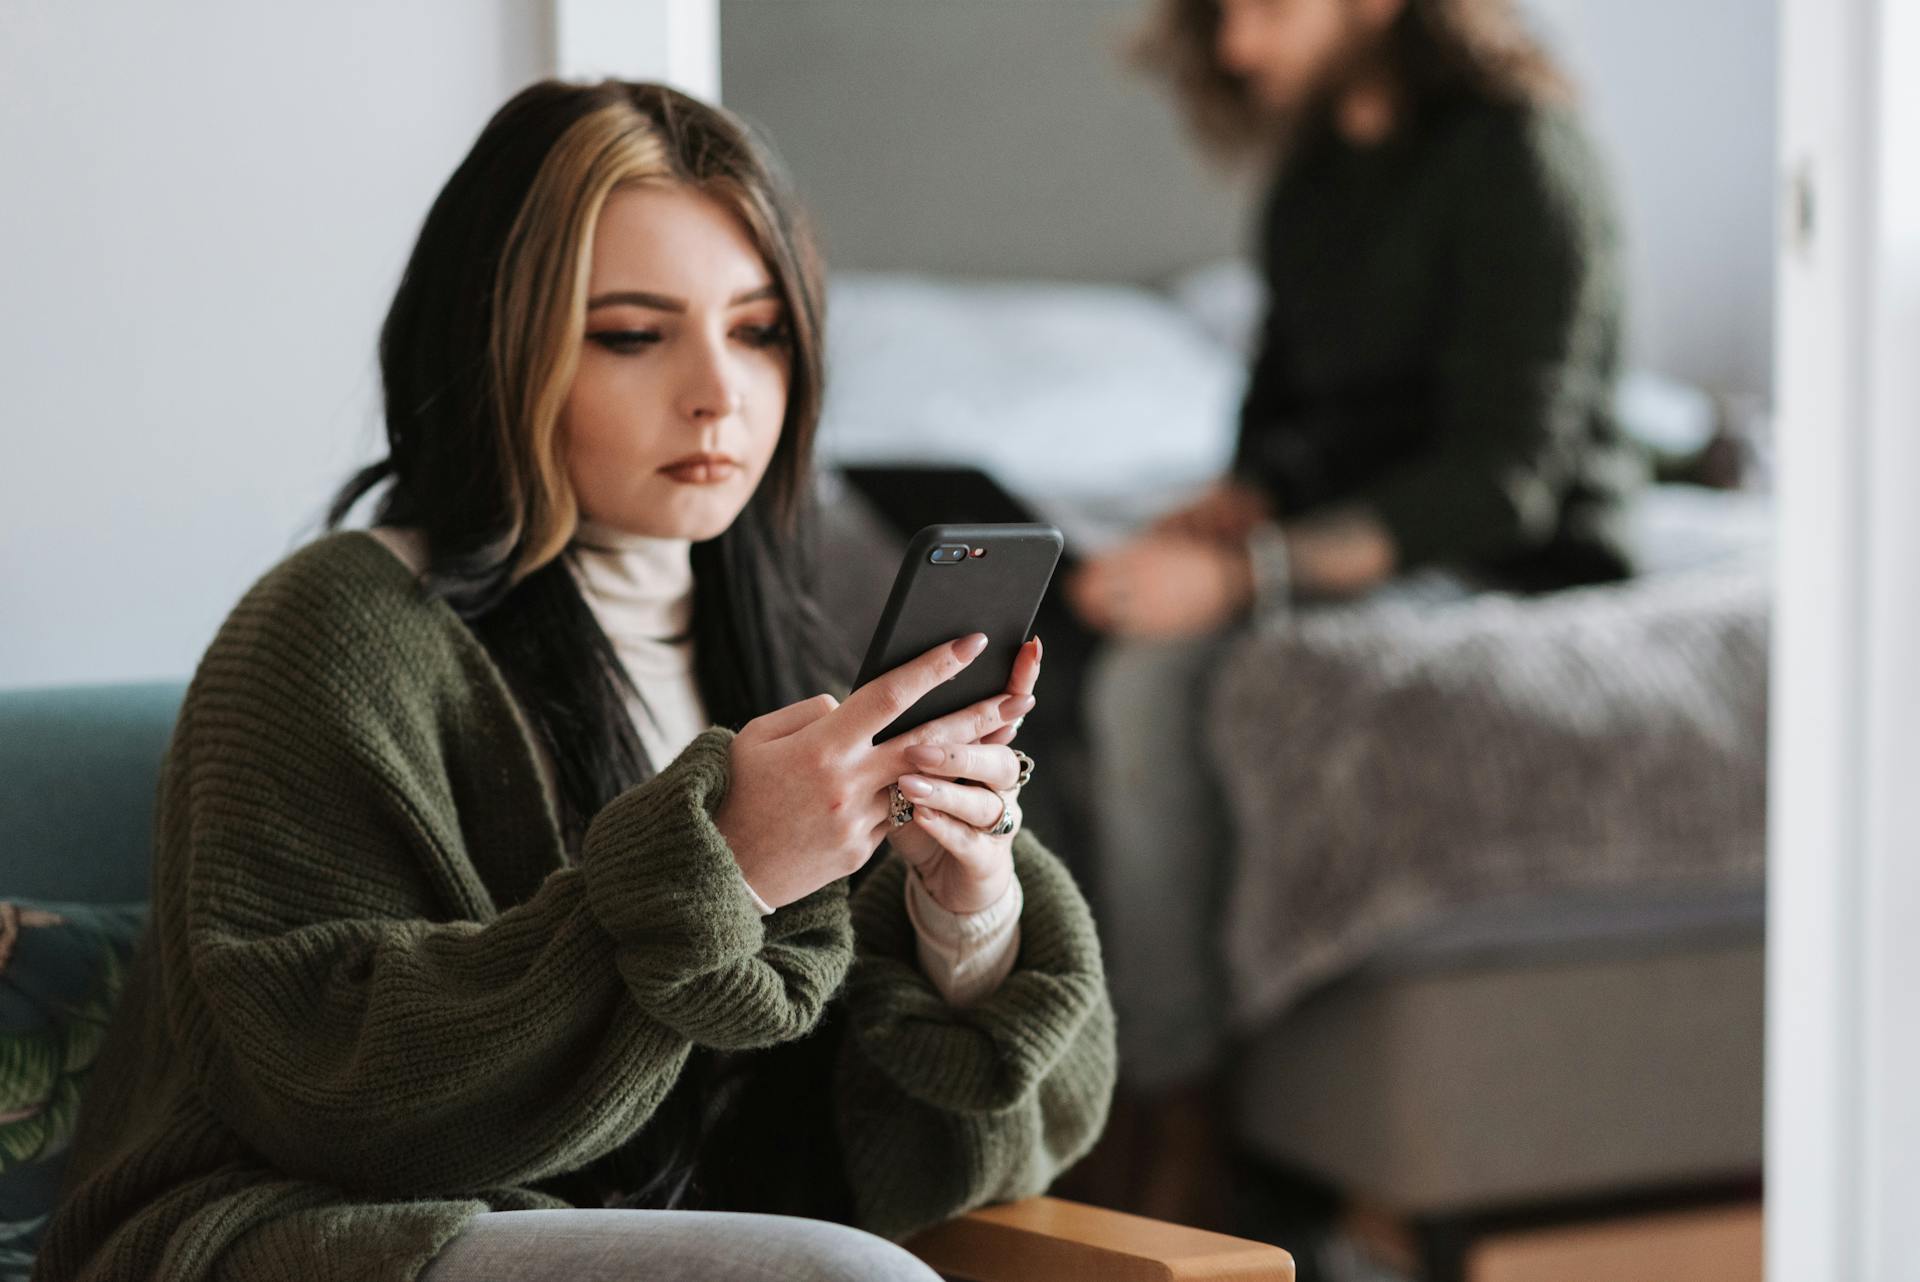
[{"x1": 586, "y1": 284, "x2": 780, "y2": 312}]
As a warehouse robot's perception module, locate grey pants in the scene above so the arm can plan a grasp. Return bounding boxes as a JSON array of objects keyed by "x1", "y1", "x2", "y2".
[
  {"x1": 1085, "y1": 630, "x2": 1241, "y2": 1090},
  {"x1": 418, "y1": 1209, "x2": 942, "y2": 1282}
]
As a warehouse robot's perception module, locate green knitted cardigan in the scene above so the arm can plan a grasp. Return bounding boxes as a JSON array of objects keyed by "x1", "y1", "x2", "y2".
[{"x1": 33, "y1": 532, "x2": 1115, "y2": 1282}]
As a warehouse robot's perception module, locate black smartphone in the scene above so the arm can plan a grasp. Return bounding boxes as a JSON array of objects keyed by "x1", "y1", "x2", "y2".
[
  {"x1": 852, "y1": 523, "x2": 1065, "y2": 742},
  {"x1": 840, "y1": 465, "x2": 1083, "y2": 575}
]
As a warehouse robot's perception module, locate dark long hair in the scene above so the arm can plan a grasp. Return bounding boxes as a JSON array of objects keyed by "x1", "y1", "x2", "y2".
[
  {"x1": 1135, "y1": 0, "x2": 1572, "y2": 160},
  {"x1": 326, "y1": 79, "x2": 845, "y2": 1211}
]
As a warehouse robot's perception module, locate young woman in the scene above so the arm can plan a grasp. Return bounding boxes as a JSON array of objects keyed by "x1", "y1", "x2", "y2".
[
  {"x1": 1060, "y1": 0, "x2": 1639, "y2": 1229},
  {"x1": 36, "y1": 81, "x2": 1113, "y2": 1282}
]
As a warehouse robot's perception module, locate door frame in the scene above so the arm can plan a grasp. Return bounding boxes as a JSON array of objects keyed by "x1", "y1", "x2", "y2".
[{"x1": 1769, "y1": 0, "x2": 1920, "y2": 1277}]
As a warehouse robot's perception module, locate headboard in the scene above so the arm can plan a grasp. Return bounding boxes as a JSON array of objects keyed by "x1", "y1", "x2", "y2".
[{"x1": 719, "y1": 0, "x2": 1256, "y2": 284}]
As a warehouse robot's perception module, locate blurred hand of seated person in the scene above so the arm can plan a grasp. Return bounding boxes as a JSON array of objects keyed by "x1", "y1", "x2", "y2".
[
  {"x1": 1148, "y1": 477, "x2": 1275, "y2": 542},
  {"x1": 1068, "y1": 500, "x2": 1398, "y2": 638}
]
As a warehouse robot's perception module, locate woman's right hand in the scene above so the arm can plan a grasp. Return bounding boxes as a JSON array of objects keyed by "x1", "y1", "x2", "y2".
[{"x1": 714, "y1": 632, "x2": 1029, "y2": 909}]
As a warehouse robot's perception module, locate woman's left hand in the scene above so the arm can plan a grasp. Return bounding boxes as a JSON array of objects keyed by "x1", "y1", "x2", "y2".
[{"x1": 887, "y1": 637, "x2": 1040, "y2": 914}]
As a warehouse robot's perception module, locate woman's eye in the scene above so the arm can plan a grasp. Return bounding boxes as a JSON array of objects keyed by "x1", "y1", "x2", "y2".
[
  {"x1": 589, "y1": 330, "x2": 661, "y2": 353},
  {"x1": 736, "y1": 322, "x2": 791, "y2": 349}
]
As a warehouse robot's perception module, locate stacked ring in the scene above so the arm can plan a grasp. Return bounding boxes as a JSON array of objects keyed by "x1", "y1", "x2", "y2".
[
  {"x1": 987, "y1": 794, "x2": 1019, "y2": 837},
  {"x1": 1011, "y1": 750, "x2": 1035, "y2": 791},
  {"x1": 887, "y1": 783, "x2": 914, "y2": 827}
]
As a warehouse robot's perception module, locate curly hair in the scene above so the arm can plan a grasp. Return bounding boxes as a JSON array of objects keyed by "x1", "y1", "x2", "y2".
[{"x1": 1134, "y1": 0, "x2": 1572, "y2": 159}]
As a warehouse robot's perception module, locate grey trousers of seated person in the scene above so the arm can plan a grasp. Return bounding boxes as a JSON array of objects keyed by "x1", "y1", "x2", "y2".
[
  {"x1": 417, "y1": 1209, "x2": 943, "y2": 1282},
  {"x1": 1085, "y1": 630, "x2": 1242, "y2": 1091}
]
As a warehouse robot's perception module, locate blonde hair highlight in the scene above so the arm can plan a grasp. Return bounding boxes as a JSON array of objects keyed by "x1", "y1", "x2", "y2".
[{"x1": 488, "y1": 103, "x2": 673, "y2": 580}]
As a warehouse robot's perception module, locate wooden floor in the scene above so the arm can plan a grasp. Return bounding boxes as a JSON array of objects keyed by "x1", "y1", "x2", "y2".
[{"x1": 1465, "y1": 1203, "x2": 1762, "y2": 1282}]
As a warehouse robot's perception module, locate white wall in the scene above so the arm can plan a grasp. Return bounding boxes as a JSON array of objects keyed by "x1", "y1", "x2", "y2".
[
  {"x1": 1526, "y1": 0, "x2": 1779, "y2": 400},
  {"x1": 0, "y1": 1, "x2": 728, "y2": 690},
  {"x1": 719, "y1": 0, "x2": 1254, "y2": 289},
  {"x1": 0, "y1": 1, "x2": 553, "y2": 687},
  {"x1": 557, "y1": 0, "x2": 719, "y2": 99}
]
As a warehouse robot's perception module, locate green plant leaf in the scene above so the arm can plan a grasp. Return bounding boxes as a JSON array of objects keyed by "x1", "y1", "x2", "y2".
[
  {"x1": 60, "y1": 993, "x2": 112, "y2": 1077},
  {"x1": 0, "y1": 1033, "x2": 59, "y2": 1114},
  {"x1": 0, "y1": 1212, "x2": 50, "y2": 1243},
  {"x1": 0, "y1": 1103, "x2": 53, "y2": 1168},
  {"x1": 37, "y1": 1073, "x2": 81, "y2": 1161}
]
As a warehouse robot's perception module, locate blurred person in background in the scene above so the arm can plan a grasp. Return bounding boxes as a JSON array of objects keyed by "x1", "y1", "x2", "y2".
[{"x1": 1057, "y1": 0, "x2": 1643, "y2": 1229}]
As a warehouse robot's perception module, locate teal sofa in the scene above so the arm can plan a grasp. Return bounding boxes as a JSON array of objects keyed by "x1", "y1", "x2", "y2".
[
  {"x1": 0, "y1": 682, "x2": 184, "y2": 1277},
  {"x1": 0, "y1": 683, "x2": 185, "y2": 903}
]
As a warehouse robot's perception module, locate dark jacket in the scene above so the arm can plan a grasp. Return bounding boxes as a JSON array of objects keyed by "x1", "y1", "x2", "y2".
[{"x1": 1234, "y1": 96, "x2": 1645, "y2": 589}]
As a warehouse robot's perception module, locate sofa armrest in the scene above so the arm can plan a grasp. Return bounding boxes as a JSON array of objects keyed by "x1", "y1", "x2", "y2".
[{"x1": 903, "y1": 1196, "x2": 1295, "y2": 1281}]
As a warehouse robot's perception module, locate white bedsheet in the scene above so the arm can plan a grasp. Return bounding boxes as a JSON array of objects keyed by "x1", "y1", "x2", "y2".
[{"x1": 819, "y1": 272, "x2": 1243, "y2": 508}]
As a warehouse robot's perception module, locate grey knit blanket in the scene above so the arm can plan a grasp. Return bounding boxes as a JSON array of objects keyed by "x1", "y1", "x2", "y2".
[{"x1": 1205, "y1": 563, "x2": 1769, "y2": 1029}]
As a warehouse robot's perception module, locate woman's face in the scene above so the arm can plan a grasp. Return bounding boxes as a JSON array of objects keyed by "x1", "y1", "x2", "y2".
[
  {"x1": 1214, "y1": 0, "x2": 1398, "y2": 115},
  {"x1": 561, "y1": 182, "x2": 791, "y2": 542}
]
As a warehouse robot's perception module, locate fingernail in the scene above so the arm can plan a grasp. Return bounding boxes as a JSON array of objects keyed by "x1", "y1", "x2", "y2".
[
  {"x1": 954, "y1": 633, "x2": 989, "y2": 661},
  {"x1": 999, "y1": 694, "x2": 1036, "y2": 718},
  {"x1": 1034, "y1": 635, "x2": 1044, "y2": 661},
  {"x1": 906, "y1": 744, "x2": 944, "y2": 768},
  {"x1": 899, "y1": 776, "x2": 934, "y2": 798}
]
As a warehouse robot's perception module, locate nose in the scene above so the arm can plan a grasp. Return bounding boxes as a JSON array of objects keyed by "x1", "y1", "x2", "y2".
[{"x1": 676, "y1": 331, "x2": 743, "y2": 424}]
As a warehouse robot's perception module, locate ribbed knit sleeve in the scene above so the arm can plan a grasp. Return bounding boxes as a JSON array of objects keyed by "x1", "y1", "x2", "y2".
[
  {"x1": 581, "y1": 734, "x2": 852, "y2": 1049},
  {"x1": 832, "y1": 833, "x2": 1116, "y2": 1241},
  {"x1": 167, "y1": 535, "x2": 851, "y2": 1199}
]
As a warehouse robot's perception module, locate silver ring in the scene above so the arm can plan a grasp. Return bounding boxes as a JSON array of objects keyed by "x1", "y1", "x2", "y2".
[
  {"x1": 1011, "y1": 750, "x2": 1035, "y2": 790},
  {"x1": 985, "y1": 794, "x2": 1018, "y2": 837},
  {"x1": 888, "y1": 784, "x2": 915, "y2": 828}
]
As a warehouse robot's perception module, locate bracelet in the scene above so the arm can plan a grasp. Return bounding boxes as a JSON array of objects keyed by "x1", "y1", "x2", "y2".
[{"x1": 1245, "y1": 519, "x2": 1293, "y2": 617}]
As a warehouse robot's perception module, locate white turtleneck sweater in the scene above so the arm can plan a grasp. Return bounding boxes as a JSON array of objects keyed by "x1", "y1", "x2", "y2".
[{"x1": 366, "y1": 522, "x2": 1021, "y2": 1008}]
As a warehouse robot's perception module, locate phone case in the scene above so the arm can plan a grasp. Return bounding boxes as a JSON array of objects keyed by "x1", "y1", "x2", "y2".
[{"x1": 853, "y1": 523, "x2": 1065, "y2": 742}]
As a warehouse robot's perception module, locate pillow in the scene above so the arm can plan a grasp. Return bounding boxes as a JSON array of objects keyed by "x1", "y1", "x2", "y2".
[
  {"x1": 0, "y1": 900, "x2": 146, "y2": 1281},
  {"x1": 819, "y1": 272, "x2": 1243, "y2": 504},
  {"x1": 1160, "y1": 256, "x2": 1266, "y2": 357}
]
